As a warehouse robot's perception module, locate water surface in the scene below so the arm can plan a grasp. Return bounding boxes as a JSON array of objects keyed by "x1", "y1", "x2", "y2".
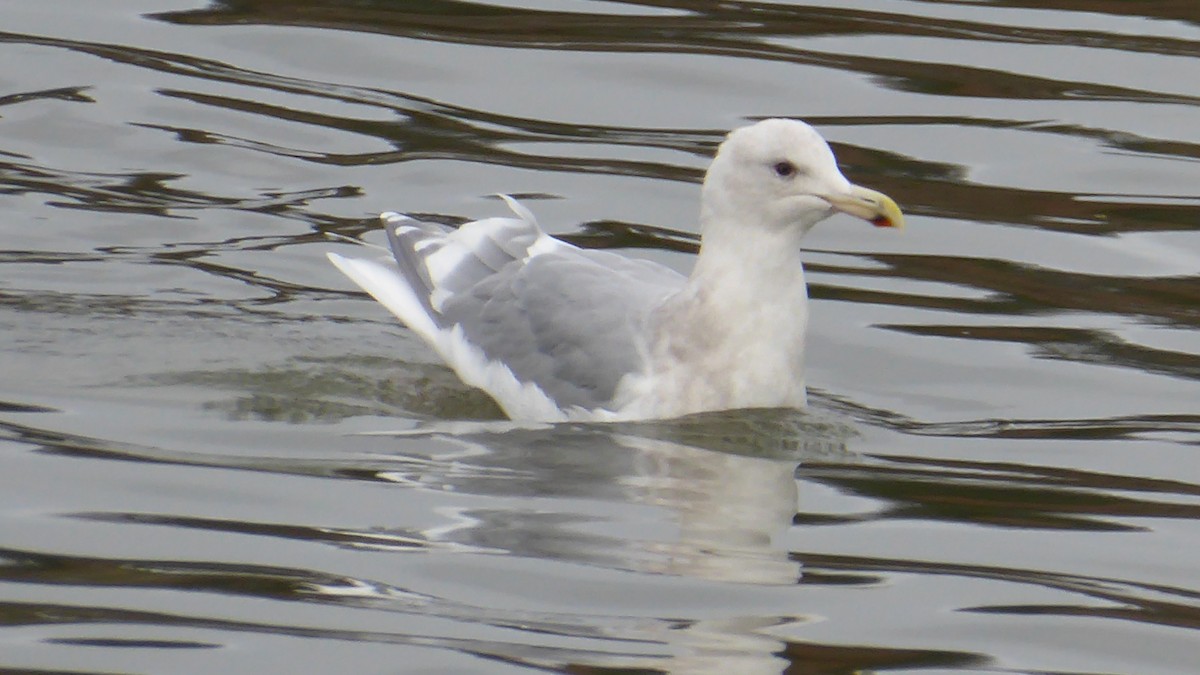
[{"x1": 2, "y1": 1, "x2": 1199, "y2": 673}]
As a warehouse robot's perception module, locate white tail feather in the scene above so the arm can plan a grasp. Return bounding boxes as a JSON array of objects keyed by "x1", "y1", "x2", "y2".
[{"x1": 326, "y1": 252, "x2": 440, "y2": 342}]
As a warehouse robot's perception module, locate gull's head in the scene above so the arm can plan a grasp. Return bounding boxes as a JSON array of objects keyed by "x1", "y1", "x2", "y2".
[{"x1": 700, "y1": 118, "x2": 903, "y2": 237}]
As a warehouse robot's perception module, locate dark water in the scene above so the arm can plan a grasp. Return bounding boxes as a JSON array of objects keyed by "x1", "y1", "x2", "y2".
[{"x1": 3, "y1": 1, "x2": 1199, "y2": 673}]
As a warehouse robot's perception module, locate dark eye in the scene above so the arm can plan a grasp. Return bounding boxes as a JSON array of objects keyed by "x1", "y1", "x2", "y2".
[{"x1": 773, "y1": 161, "x2": 796, "y2": 178}]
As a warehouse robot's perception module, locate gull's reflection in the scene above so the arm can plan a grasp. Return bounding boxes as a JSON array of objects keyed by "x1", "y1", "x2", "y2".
[
  {"x1": 375, "y1": 409, "x2": 854, "y2": 585},
  {"x1": 615, "y1": 432, "x2": 807, "y2": 584},
  {"x1": 368, "y1": 410, "x2": 854, "y2": 674}
]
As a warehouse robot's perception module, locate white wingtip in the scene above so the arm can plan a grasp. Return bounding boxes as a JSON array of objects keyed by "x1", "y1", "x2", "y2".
[
  {"x1": 496, "y1": 194, "x2": 539, "y2": 229},
  {"x1": 326, "y1": 251, "x2": 441, "y2": 341}
]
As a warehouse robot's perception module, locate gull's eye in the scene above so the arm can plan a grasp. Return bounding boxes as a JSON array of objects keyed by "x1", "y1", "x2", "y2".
[{"x1": 773, "y1": 161, "x2": 796, "y2": 178}]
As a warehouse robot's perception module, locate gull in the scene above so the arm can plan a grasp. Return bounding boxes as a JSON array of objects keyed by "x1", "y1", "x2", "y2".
[{"x1": 328, "y1": 118, "x2": 903, "y2": 421}]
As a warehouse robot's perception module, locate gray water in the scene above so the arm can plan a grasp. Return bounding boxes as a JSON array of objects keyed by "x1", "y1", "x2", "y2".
[{"x1": 2, "y1": 1, "x2": 1199, "y2": 673}]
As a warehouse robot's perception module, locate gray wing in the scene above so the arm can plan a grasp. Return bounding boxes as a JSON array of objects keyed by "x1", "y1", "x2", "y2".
[
  {"x1": 332, "y1": 199, "x2": 686, "y2": 415},
  {"x1": 441, "y1": 247, "x2": 684, "y2": 410}
]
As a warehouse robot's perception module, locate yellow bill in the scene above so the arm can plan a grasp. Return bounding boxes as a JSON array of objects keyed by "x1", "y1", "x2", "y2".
[{"x1": 823, "y1": 184, "x2": 904, "y2": 229}]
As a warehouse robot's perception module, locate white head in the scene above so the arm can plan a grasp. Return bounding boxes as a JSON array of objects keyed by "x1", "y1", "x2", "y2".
[{"x1": 699, "y1": 119, "x2": 902, "y2": 239}]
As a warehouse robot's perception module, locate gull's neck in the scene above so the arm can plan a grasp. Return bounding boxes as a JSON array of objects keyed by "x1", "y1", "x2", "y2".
[
  {"x1": 690, "y1": 219, "x2": 811, "y2": 287},
  {"x1": 637, "y1": 217, "x2": 813, "y2": 418},
  {"x1": 684, "y1": 220, "x2": 812, "y2": 367}
]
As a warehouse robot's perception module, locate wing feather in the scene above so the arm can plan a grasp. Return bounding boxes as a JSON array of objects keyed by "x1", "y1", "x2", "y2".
[{"x1": 329, "y1": 198, "x2": 684, "y2": 416}]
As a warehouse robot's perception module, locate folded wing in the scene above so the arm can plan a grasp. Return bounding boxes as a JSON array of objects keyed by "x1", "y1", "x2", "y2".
[{"x1": 328, "y1": 197, "x2": 684, "y2": 419}]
